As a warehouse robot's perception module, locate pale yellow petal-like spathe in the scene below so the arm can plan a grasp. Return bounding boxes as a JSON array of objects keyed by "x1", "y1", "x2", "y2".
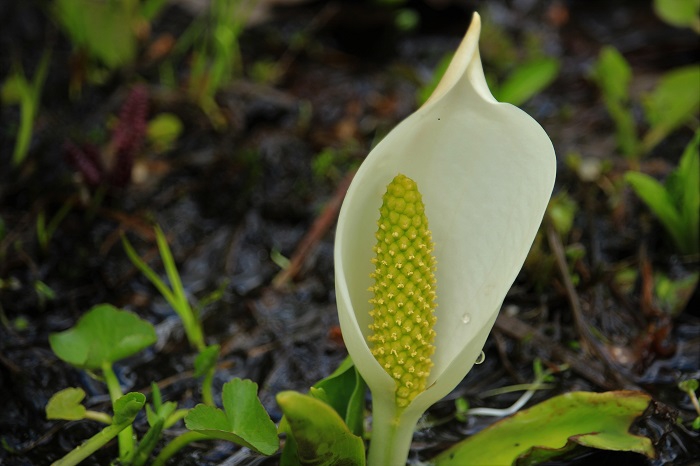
[{"x1": 334, "y1": 9, "x2": 556, "y2": 423}]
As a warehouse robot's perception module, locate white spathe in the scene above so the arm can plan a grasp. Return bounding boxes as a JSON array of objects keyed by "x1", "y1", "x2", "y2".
[{"x1": 334, "y1": 12, "x2": 556, "y2": 465}]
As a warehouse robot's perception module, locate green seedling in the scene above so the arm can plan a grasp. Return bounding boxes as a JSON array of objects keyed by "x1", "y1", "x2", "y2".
[
  {"x1": 432, "y1": 391, "x2": 655, "y2": 465},
  {"x1": 49, "y1": 304, "x2": 157, "y2": 463},
  {"x1": 36, "y1": 201, "x2": 73, "y2": 251},
  {"x1": 52, "y1": 0, "x2": 167, "y2": 72},
  {"x1": 180, "y1": 0, "x2": 252, "y2": 127},
  {"x1": 1, "y1": 51, "x2": 50, "y2": 166},
  {"x1": 642, "y1": 65, "x2": 700, "y2": 152},
  {"x1": 654, "y1": 0, "x2": 700, "y2": 32},
  {"x1": 184, "y1": 378, "x2": 278, "y2": 454},
  {"x1": 419, "y1": 53, "x2": 558, "y2": 108},
  {"x1": 592, "y1": 46, "x2": 700, "y2": 158},
  {"x1": 625, "y1": 131, "x2": 699, "y2": 255},
  {"x1": 591, "y1": 46, "x2": 638, "y2": 158},
  {"x1": 655, "y1": 271, "x2": 699, "y2": 315},
  {"x1": 524, "y1": 191, "x2": 580, "y2": 292},
  {"x1": 277, "y1": 391, "x2": 366, "y2": 466},
  {"x1": 678, "y1": 379, "x2": 700, "y2": 430},
  {"x1": 146, "y1": 113, "x2": 183, "y2": 153},
  {"x1": 34, "y1": 280, "x2": 56, "y2": 310},
  {"x1": 122, "y1": 225, "x2": 205, "y2": 350},
  {"x1": 493, "y1": 57, "x2": 560, "y2": 107},
  {"x1": 52, "y1": 393, "x2": 146, "y2": 466},
  {"x1": 149, "y1": 378, "x2": 278, "y2": 466},
  {"x1": 132, "y1": 384, "x2": 187, "y2": 466},
  {"x1": 147, "y1": 383, "x2": 188, "y2": 430},
  {"x1": 454, "y1": 397, "x2": 470, "y2": 423}
]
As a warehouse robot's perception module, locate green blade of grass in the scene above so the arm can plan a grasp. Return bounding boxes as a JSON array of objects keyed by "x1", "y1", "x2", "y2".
[{"x1": 121, "y1": 234, "x2": 179, "y2": 308}]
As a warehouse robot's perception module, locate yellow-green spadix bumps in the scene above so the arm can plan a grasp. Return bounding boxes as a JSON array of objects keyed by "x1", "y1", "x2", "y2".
[{"x1": 368, "y1": 173, "x2": 437, "y2": 408}]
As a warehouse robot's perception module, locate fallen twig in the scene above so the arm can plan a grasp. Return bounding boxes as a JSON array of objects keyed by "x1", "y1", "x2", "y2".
[
  {"x1": 546, "y1": 223, "x2": 635, "y2": 389},
  {"x1": 494, "y1": 313, "x2": 616, "y2": 390},
  {"x1": 272, "y1": 170, "x2": 355, "y2": 289}
]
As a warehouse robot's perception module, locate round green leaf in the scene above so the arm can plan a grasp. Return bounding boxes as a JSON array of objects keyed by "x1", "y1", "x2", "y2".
[
  {"x1": 49, "y1": 304, "x2": 157, "y2": 369},
  {"x1": 185, "y1": 378, "x2": 279, "y2": 456},
  {"x1": 46, "y1": 387, "x2": 87, "y2": 421}
]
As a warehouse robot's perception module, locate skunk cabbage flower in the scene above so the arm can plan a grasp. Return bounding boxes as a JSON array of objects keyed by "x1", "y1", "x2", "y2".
[{"x1": 334, "y1": 12, "x2": 556, "y2": 465}]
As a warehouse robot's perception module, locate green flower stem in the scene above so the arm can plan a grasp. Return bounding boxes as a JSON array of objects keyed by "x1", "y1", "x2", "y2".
[
  {"x1": 367, "y1": 399, "x2": 422, "y2": 466},
  {"x1": 202, "y1": 366, "x2": 215, "y2": 406},
  {"x1": 102, "y1": 362, "x2": 134, "y2": 463},
  {"x1": 151, "y1": 431, "x2": 210, "y2": 466},
  {"x1": 52, "y1": 419, "x2": 133, "y2": 466},
  {"x1": 84, "y1": 410, "x2": 113, "y2": 424}
]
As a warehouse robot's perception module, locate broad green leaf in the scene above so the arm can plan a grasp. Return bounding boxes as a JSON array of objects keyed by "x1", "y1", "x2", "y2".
[
  {"x1": 643, "y1": 65, "x2": 700, "y2": 151},
  {"x1": 185, "y1": 378, "x2": 279, "y2": 455},
  {"x1": 432, "y1": 391, "x2": 654, "y2": 466},
  {"x1": 654, "y1": 0, "x2": 700, "y2": 31},
  {"x1": 497, "y1": 58, "x2": 560, "y2": 106},
  {"x1": 277, "y1": 391, "x2": 365, "y2": 466},
  {"x1": 49, "y1": 304, "x2": 157, "y2": 369},
  {"x1": 54, "y1": 0, "x2": 137, "y2": 69},
  {"x1": 46, "y1": 387, "x2": 87, "y2": 421},
  {"x1": 624, "y1": 171, "x2": 687, "y2": 252},
  {"x1": 312, "y1": 357, "x2": 367, "y2": 436}
]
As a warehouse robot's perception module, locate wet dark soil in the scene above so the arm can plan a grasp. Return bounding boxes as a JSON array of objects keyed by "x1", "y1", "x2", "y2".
[{"x1": 1, "y1": 1, "x2": 699, "y2": 465}]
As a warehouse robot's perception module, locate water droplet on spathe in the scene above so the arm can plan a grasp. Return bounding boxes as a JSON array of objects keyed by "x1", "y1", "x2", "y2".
[
  {"x1": 461, "y1": 313, "x2": 471, "y2": 324},
  {"x1": 475, "y1": 351, "x2": 485, "y2": 365}
]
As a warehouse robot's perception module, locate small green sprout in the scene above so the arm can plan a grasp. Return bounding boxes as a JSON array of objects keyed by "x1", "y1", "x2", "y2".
[
  {"x1": 592, "y1": 47, "x2": 700, "y2": 158},
  {"x1": 36, "y1": 201, "x2": 74, "y2": 251},
  {"x1": 591, "y1": 46, "x2": 638, "y2": 158},
  {"x1": 678, "y1": 379, "x2": 700, "y2": 430},
  {"x1": 49, "y1": 304, "x2": 157, "y2": 463},
  {"x1": 642, "y1": 65, "x2": 700, "y2": 152},
  {"x1": 52, "y1": 0, "x2": 167, "y2": 72},
  {"x1": 52, "y1": 393, "x2": 146, "y2": 466},
  {"x1": 625, "y1": 131, "x2": 699, "y2": 255},
  {"x1": 1, "y1": 51, "x2": 50, "y2": 166},
  {"x1": 494, "y1": 57, "x2": 560, "y2": 107},
  {"x1": 146, "y1": 113, "x2": 183, "y2": 153},
  {"x1": 132, "y1": 384, "x2": 187, "y2": 466}
]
